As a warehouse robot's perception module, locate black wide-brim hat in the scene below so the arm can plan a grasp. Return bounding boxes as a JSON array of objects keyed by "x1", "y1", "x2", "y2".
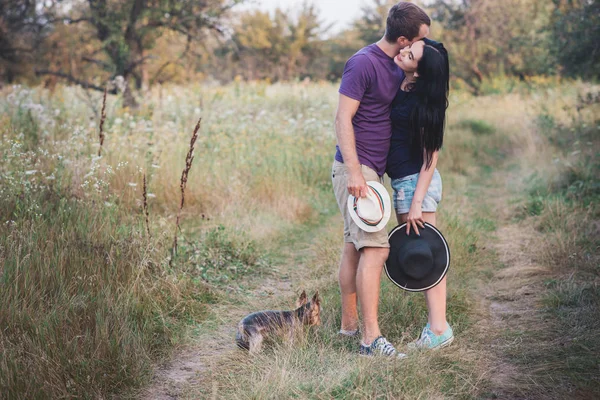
[{"x1": 384, "y1": 222, "x2": 450, "y2": 292}]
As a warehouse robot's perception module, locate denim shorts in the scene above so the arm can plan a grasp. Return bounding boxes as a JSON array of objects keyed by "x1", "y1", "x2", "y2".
[{"x1": 390, "y1": 169, "x2": 442, "y2": 214}]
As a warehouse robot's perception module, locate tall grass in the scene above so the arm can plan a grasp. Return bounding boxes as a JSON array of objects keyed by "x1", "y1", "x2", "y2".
[
  {"x1": 0, "y1": 82, "x2": 336, "y2": 397},
  {"x1": 1, "y1": 80, "x2": 597, "y2": 398}
]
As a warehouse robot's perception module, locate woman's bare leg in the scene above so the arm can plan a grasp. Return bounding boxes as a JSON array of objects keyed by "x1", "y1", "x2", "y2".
[{"x1": 396, "y1": 212, "x2": 447, "y2": 335}]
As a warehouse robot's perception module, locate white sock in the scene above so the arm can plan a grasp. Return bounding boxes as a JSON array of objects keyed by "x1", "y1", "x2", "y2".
[{"x1": 339, "y1": 328, "x2": 359, "y2": 336}]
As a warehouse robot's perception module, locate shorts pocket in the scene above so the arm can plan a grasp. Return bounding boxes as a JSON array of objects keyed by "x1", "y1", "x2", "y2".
[
  {"x1": 332, "y1": 161, "x2": 345, "y2": 179},
  {"x1": 427, "y1": 170, "x2": 443, "y2": 203}
]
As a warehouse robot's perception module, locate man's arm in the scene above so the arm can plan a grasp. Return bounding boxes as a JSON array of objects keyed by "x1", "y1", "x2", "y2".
[{"x1": 335, "y1": 93, "x2": 369, "y2": 198}]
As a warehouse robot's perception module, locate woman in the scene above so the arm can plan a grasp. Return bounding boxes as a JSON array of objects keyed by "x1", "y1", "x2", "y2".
[{"x1": 386, "y1": 38, "x2": 453, "y2": 349}]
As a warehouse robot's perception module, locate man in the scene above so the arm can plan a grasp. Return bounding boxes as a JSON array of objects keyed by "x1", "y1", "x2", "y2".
[{"x1": 332, "y1": 2, "x2": 430, "y2": 357}]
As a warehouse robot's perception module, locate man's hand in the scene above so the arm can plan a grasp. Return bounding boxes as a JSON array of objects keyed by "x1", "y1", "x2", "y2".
[{"x1": 347, "y1": 168, "x2": 368, "y2": 198}]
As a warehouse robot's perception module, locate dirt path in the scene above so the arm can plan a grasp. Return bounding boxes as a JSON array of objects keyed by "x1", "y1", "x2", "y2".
[
  {"x1": 473, "y1": 167, "x2": 557, "y2": 398},
  {"x1": 483, "y1": 223, "x2": 549, "y2": 398},
  {"x1": 139, "y1": 217, "x2": 337, "y2": 399}
]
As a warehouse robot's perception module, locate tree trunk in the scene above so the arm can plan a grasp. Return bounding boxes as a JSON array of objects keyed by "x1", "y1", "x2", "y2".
[{"x1": 122, "y1": 76, "x2": 138, "y2": 108}]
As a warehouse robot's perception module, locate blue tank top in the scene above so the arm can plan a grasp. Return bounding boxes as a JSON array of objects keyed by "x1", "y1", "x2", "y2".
[{"x1": 386, "y1": 89, "x2": 423, "y2": 179}]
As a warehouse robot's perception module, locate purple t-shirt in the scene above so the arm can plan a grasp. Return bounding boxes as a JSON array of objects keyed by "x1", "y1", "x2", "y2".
[{"x1": 335, "y1": 44, "x2": 404, "y2": 176}]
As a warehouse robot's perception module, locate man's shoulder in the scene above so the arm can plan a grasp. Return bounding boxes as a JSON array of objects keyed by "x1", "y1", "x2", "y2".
[
  {"x1": 350, "y1": 44, "x2": 380, "y2": 63},
  {"x1": 346, "y1": 46, "x2": 377, "y2": 69}
]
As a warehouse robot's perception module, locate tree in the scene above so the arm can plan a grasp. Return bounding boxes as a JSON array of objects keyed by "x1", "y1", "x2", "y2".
[
  {"x1": 0, "y1": 0, "x2": 51, "y2": 83},
  {"x1": 430, "y1": 0, "x2": 554, "y2": 92},
  {"x1": 35, "y1": 0, "x2": 243, "y2": 106},
  {"x1": 222, "y1": 2, "x2": 327, "y2": 81},
  {"x1": 551, "y1": 0, "x2": 600, "y2": 80},
  {"x1": 351, "y1": 0, "x2": 396, "y2": 46}
]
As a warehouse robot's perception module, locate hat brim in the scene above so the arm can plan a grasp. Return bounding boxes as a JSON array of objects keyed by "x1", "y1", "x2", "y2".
[
  {"x1": 347, "y1": 181, "x2": 392, "y2": 233},
  {"x1": 384, "y1": 222, "x2": 450, "y2": 292}
]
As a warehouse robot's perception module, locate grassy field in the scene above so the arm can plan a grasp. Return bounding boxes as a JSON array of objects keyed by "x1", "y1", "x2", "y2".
[{"x1": 0, "y1": 79, "x2": 598, "y2": 399}]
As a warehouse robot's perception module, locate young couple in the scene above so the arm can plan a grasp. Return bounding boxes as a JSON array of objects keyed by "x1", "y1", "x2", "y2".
[{"x1": 332, "y1": 2, "x2": 452, "y2": 357}]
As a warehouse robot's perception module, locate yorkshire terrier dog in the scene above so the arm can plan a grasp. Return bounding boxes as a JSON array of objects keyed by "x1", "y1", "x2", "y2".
[{"x1": 236, "y1": 290, "x2": 321, "y2": 353}]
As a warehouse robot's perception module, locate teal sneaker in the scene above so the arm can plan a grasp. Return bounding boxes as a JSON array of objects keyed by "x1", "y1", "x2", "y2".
[
  {"x1": 359, "y1": 336, "x2": 407, "y2": 358},
  {"x1": 408, "y1": 323, "x2": 454, "y2": 350}
]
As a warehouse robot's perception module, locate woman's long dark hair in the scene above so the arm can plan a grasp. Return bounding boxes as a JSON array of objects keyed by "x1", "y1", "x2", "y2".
[{"x1": 411, "y1": 42, "x2": 450, "y2": 170}]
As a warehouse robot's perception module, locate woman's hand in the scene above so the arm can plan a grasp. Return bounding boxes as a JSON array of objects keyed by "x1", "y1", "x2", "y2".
[{"x1": 406, "y1": 200, "x2": 425, "y2": 235}]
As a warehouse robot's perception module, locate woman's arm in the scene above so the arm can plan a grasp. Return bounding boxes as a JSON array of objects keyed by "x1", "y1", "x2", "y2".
[{"x1": 406, "y1": 150, "x2": 439, "y2": 235}]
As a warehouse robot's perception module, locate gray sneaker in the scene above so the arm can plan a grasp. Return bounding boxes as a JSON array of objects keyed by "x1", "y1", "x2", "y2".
[{"x1": 359, "y1": 336, "x2": 407, "y2": 358}]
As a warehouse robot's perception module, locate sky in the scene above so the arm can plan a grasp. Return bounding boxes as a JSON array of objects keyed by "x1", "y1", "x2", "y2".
[{"x1": 238, "y1": 0, "x2": 367, "y2": 35}]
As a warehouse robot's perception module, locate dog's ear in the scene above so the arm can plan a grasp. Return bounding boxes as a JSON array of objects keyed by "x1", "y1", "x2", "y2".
[
  {"x1": 311, "y1": 291, "x2": 320, "y2": 306},
  {"x1": 296, "y1": 290, "x2": 308, "y2": 307}
]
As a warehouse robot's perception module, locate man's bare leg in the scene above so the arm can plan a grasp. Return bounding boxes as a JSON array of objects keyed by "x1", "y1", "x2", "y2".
[
  {"x1": 357, "y1": 246, "x2": 389, "y2": 345},
  {"x1": 339, "y1": 242, "x2": 360, "y2": 332}
]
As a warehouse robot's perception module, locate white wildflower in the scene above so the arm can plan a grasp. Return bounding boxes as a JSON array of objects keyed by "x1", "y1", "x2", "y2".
[
  {"x1": 104, "y1": 202, "x2": 114, "y2": 207},
  {"x1": 25, "y1": 170, "x2": 38, "y2": 175},
  {"x1": 114, "y1": 118, "x2": 123, "y2": 125}
]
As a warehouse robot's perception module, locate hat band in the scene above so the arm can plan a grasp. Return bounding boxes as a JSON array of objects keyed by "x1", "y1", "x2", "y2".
[{"x1": 353, "y1": 187, "x2": 384, "y2": 226}]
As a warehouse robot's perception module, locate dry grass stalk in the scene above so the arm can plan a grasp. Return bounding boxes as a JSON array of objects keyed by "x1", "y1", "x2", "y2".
[
  {"x1": 143, "y1": 173, "x2": 151, "y2": 237},
  {"x1": 171, "y1": 118, "x2": 201, "y2": 263},
  {"x1": 98, "y1": 85, "x2": 107, "y2": 156}
]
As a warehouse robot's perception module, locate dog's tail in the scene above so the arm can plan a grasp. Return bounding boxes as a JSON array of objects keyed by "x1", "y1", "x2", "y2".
[{"x1": 236, "y1": 322, "x2": 250, "y2": 351}]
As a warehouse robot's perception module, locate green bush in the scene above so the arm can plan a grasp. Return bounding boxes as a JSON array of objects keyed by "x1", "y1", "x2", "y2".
[{"x1": 457, "y1": 119, "x2": 496, "y2": 135}]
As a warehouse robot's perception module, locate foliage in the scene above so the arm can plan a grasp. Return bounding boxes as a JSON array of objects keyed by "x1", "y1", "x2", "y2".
[
  {"x1": 183, "y1": 225, "x2": 268, "y2": 285},
  {"x1": 2, "y1": 0, "x2": 600, "y2": 89},
  {"x1": 352, "y1": 0, "x2": 396, "y2": 46},
  {"x1": 456, "y1": 118, "x2": 495, "y2": 135},
  {"x1": 550, "y1": 0, "x2": 600, "y2": 80},
  {"x1": 429, "y1": 0, "x2": 555, "y2": 92},
  {"x1": 34, "y1": 0, "x2": 242, "y2": 106},
  {"x1": 0, "y1": 0, "x2": 51, "y2": 82},
  {"x1": 215, "y1": 3, "x2": 327, "y2": 81}
]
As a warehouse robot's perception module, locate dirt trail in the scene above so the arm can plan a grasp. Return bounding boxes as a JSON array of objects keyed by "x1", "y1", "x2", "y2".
[
  {"x1": 474, "y1": 169, "x2": 554, "y2": 398},
  {"x1": 484, "y1": 224, "x2": 549, "y2": 398},
  {"x1": 139, "y1": 220, "x2": 335, "y2": 399},
  {"x1": 141, "y1": 281, "x2": 299, "y2": 399}
]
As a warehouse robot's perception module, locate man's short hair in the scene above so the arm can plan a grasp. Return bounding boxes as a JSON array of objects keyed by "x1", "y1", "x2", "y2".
[{"x1": 385, "y1": 2, "x2": 431, "y2": 43}]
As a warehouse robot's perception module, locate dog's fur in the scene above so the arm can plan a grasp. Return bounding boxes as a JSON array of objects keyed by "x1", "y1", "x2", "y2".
[{"x1": 236, "y1": 290, "x2": 321, "y2": 353}]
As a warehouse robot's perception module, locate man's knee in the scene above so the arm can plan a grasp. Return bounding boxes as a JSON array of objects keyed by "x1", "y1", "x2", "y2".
[{"x1": 361, "y1": 246, "x2": 389, "y2": 263}]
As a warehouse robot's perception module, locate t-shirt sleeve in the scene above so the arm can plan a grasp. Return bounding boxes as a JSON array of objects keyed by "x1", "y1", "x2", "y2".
[{"x1": 338, "y1": 54, "x2": 374, "y2": 102}]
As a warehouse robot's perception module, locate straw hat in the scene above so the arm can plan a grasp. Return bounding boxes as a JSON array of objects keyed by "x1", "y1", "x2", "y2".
[{"x1": 346, "y1": 181, "x2": 391, "y2": 233}]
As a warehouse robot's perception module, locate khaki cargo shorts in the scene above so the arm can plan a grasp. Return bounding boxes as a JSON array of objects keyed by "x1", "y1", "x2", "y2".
[{"x1": 331, "y1": 160, "x2": 390, "y2": 251}]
